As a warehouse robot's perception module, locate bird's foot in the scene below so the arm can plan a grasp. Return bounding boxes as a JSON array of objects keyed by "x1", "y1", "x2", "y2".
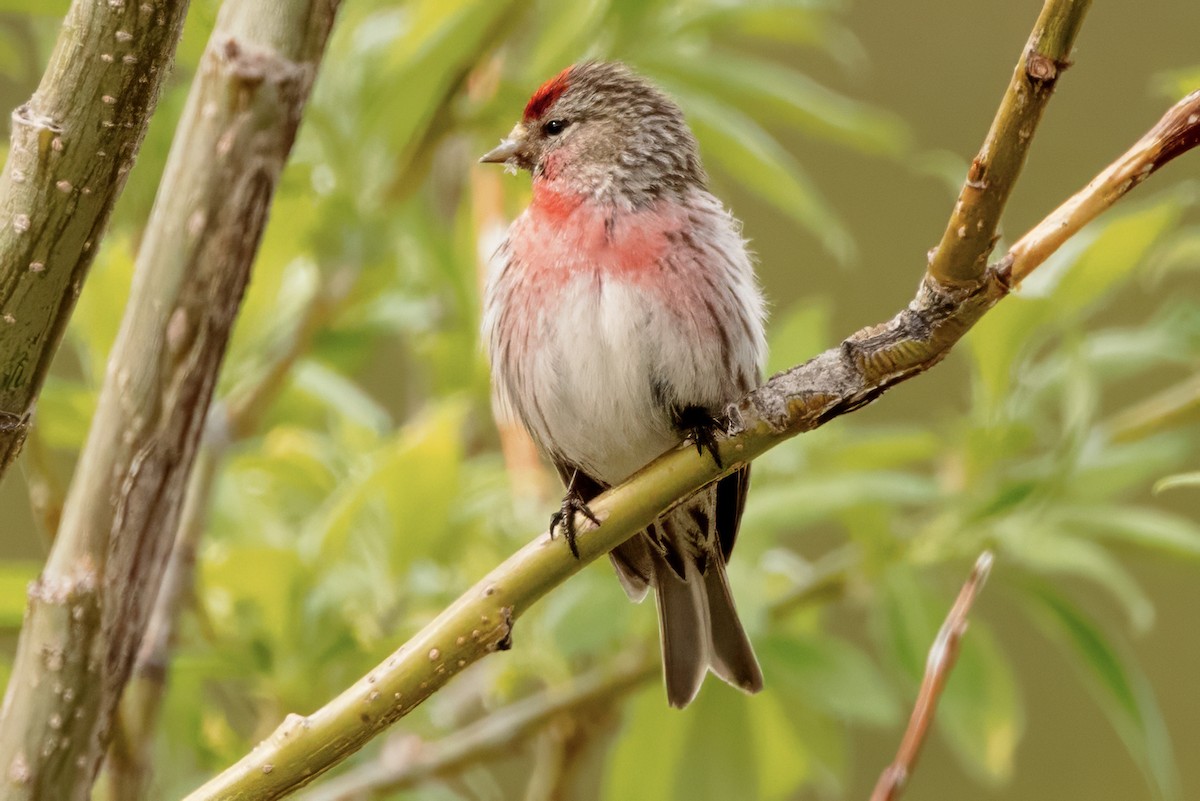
[
  {"x1": 550, "y1": 489, "x2": 600, "y2": 559},
  {"x1": 674, "y1": 405, "x2": 725, "y2": 470}
]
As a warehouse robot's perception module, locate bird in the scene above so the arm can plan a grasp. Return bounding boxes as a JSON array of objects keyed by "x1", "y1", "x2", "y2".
[{"x1": 480, "y1": 61, "x2": 767, "y2": 708}]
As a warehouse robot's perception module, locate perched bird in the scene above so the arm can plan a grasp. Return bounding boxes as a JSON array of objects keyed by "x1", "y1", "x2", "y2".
[{"x1": 481, "y1": 62, "x2": 767, "y2": 708}]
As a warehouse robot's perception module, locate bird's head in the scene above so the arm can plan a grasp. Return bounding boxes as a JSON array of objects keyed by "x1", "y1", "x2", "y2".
[{"x1": 480, "y1": 62, "x2": 706, "y2": 204}]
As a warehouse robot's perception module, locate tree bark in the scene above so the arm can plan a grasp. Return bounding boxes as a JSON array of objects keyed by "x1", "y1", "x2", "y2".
[
  {"x1": 0, "y1": 1, "x2": 341, "y2": 798},
  {"x1": 0, "y1": 0, "x2": 191, "y2": 480}
]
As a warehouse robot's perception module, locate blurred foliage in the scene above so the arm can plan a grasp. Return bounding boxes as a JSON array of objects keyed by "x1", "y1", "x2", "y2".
[{"x1": 1, "y1": 1, "x2": 1199, "y2": 800}]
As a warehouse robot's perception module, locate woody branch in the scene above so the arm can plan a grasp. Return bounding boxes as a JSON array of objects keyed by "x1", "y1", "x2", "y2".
[
  {"x1": 0, "y1": 2, "x2": 341, "y2": 799},
  {"x1": 870, "y1": 552, "x2": 995, "y2": 801}
]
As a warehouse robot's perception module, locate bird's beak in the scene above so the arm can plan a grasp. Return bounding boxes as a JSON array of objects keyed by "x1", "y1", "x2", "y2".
[
  {"x1": 480, "y1": 126, "x2": 525, "y2": 164},
  {"x1": 479, "y1": 138, "x2": 520, "y2": 164}
]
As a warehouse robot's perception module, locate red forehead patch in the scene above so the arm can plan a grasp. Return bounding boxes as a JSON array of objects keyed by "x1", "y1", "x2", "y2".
[{"x1": 523, "y1": 67, "x2": 572, "y2": 121}]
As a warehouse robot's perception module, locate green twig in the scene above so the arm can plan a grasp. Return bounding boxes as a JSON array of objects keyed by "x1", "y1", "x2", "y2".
[{"x1": 298, "y1": 550, "x2": 856, "y2": 801}]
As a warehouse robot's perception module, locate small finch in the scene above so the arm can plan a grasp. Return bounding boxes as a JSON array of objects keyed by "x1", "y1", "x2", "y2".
[{"x1": 481, "y1": 62, "x2": 767, "y2": 707}]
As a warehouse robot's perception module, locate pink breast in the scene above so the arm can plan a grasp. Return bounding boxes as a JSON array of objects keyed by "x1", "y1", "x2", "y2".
[{"x1": 508, "y1": 183, "x2": 678, "y2": 300}]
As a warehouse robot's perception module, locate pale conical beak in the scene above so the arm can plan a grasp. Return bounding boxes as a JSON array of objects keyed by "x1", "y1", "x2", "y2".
[
  {"x1": 479, "y1": 137, "x2": 521, "y2": 164},
  {"x1": 480, "y1": 125, "x2": 527, "y2": 164}
]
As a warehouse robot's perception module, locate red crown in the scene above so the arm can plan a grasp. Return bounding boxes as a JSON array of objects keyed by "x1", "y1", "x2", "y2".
[{"x1": 523, "y1": 67, "x2": 571, "y2": 122}]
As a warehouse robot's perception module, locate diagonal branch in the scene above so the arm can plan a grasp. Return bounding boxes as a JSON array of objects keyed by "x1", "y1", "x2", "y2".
[
  {"x1": 1002, "y1": 88, "x2": 1200, "y2": 285},
  {"x1": 301, "y1": 653, "x2": 654, "y2": 801},
  {"x1": 297, "y1": 550, "x2": 855, "y2": 801},
  {"x1": 0, "y1": 0, "x2": 192, "y2": 480},
  {"x1": 928, "y1": 0, "x2": 1091, "y2": 286},
  {"x1": 870, "y1": 552, "x2": 995, "y2": 801},
  {"x1": 180, "y1": 12, "x2": 1200, "y2": 801}
]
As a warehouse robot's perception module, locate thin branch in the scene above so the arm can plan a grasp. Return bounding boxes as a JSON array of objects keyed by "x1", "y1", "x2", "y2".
[
  {"x1": 301, "y1": 652, "x2": 654, "y2": 801},
  {"x1": 928, "y1": 0, "x2": 1091, "y2": 287},
  {"x1": 181, "y1": 16, "x2": 1200, "y2": 801},
  {"x1": 870, "y1": 552, "x2": 994, "y2": 801},
  {"x1": 1002, "y1": 89, "x2": 1200, "y2": 285},
  {"x1": 0, "y1": 2, "x2": 341, "y2": 797},
  {"x1": 299, "y1": 551, "x2": 856, "y2": 801},
  {"x1": 0, "y1": 0, "x2": 192, "y2": 479}
]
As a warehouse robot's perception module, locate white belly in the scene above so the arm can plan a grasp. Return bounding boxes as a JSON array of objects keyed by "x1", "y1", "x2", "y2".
[{"x1": 528, "y1": 275, "x2": 677, "y2": 484}]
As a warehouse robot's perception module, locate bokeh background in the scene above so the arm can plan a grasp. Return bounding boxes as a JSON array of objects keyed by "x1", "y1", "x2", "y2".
[{"x1": 1, "y1": 1, "x2": 1198, "y2": 799}]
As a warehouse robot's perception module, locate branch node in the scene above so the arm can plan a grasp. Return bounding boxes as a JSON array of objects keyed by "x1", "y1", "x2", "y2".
[
  {"x1": 494, "y1": 607, "x2": 515, "y2": 652},
  {"x1": 1025, "y1": 51, "x2": 1061, "y2": 84},
  {"x1": 990, "y1": 254, "x2": 1016, "y2": 291},
  {"x1": 965, "y1": 157, "x2": 988, "y2": 189}
]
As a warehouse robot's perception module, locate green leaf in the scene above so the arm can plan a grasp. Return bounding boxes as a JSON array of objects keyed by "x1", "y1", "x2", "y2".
[
  {"x1": 967, "y1": 196, "x2": 1187, "y2": 409},
  {"x1": 748, "y1": 691, "x2": 814, "y2": 799},
  {"x1": 744, "y1": 471, "x2": 938, "y2": 532},
  {"x1": 1050, "y1": 197, "x2": 1186, "y2": 316},
  {"x1": 1054, "y1": 505, "x2": 1200, "y2": 561},
  {"x1": 309, "y1": 402, "x2": 466, "y2": 568},
  {"x1": 202, "y1": 544, "x2": 305, "y2": 642},
  {"x1": 1022, "y1": 584, "x2": 1180, "y2": 801},
  {"x1": 521, "y1": 0, "x2": 609, "y2": 79},
  {"x1": 648, "y1": 52, "x2": 908, "y2": 156},
  {"x1": 368, "y1": 0, "x2": 524, "y2": 183},
  {"x1": 1145, "y1": 226, "x2": 1200, "y2": 280},
  {"x1": 672, "y1": 5, "x2": 865, "y2": 68},
  {"x1": 824, "y1": 426, "x2": 942, "y2": 471},
  {"x1": 937, "y1": 619, "x2": 1022, "y2": 784},
  {"x1": 964, "y1": 294, "x2": 1053, "y2": 408},
  {"x1": 603, "y1": 685, "x2": 686, "y2": 801},
  {"x1": 291, "y1": 360, "x2": 392, "y2": 433},
  {"x1": 1154, "y1": 471, "x2": 1200, "y2": 494},
  {"x1": 759, "y1": 631, "x2": 899, "y2": 726},
  {"x1": 1002, "y1": 530, "x2": 1154, "y2": 632}
]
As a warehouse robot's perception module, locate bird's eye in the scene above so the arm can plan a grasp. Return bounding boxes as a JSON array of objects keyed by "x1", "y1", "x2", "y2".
[{"x1": 543, "y1": 119, "x2": 568, "y2": 136}]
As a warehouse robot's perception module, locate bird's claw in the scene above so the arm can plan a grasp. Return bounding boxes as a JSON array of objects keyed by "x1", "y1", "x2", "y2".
[
  {"x1": 550, "y1": 490, "x2": 600, "y2": 559},
  {"x1": 674, "y1": 405, "x2": 725, "y2": 470}
]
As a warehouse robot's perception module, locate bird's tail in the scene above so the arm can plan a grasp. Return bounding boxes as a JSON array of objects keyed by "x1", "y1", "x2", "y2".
[
  {"x1": 641, "y1": 494, "x2": 762, "y2": 708},
  {"x1": 652, "y1": 546, "x2": 762, "y2": 707}
]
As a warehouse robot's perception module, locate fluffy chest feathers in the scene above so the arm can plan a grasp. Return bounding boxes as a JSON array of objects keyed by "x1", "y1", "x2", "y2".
[{"x1": 484, "y1": 185, "x2": 765, "y2": 484}]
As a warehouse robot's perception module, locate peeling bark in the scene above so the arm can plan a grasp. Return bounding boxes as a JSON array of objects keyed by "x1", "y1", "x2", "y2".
[{"x1": 0, "y1": 2, "x2": 342, "y2": 798}]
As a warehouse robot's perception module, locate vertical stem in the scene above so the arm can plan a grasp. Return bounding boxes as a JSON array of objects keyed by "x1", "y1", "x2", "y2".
[
  {"x1": 0, "y1": 0, "x2": 191, "y2": 478},
  {"x1": 0, "y1": 2, "x2": 341, "y2": 798}
]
